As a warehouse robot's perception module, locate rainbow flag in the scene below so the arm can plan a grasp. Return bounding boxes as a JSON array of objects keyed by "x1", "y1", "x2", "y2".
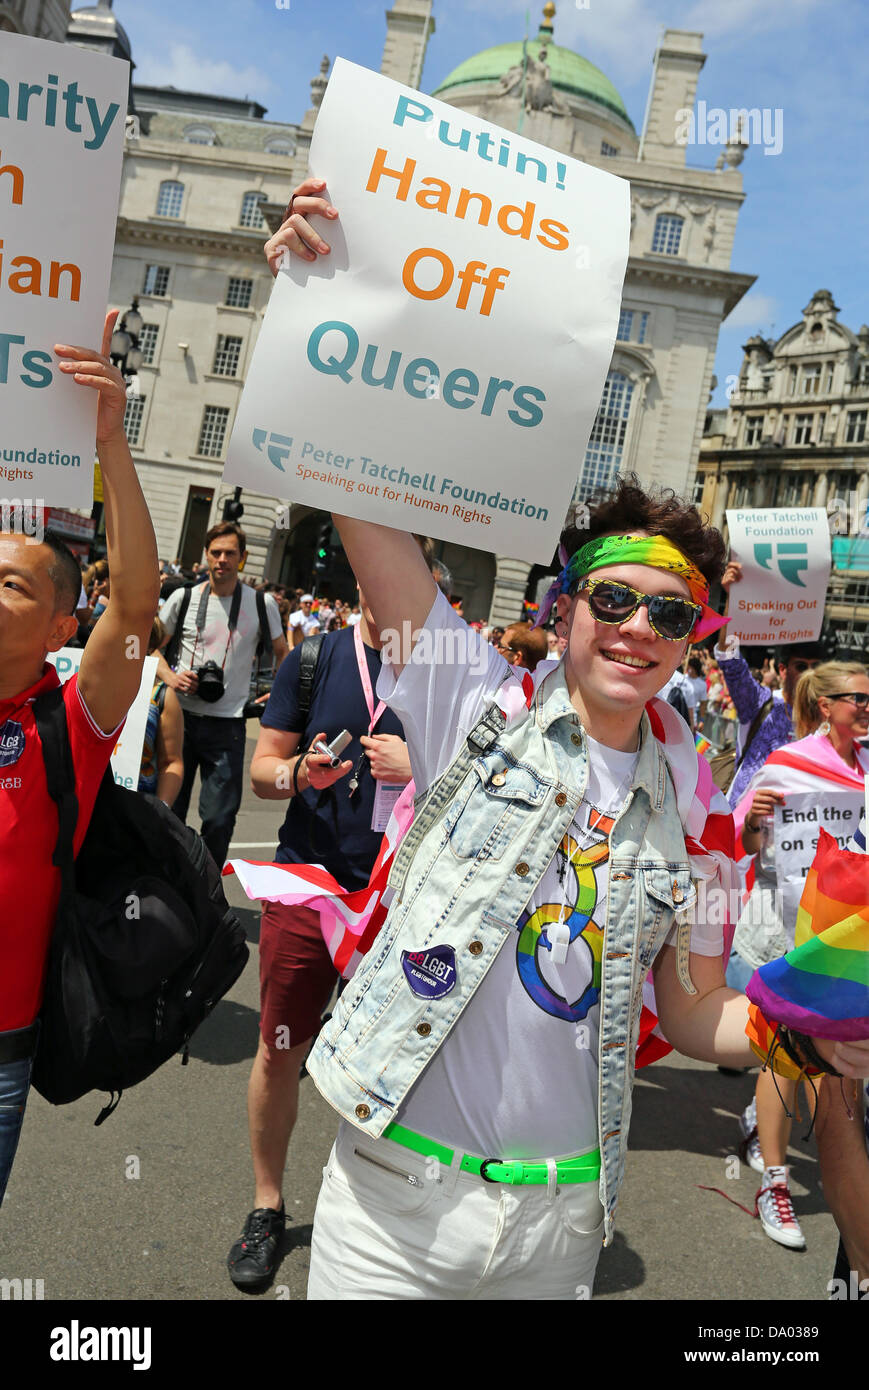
[
  {"x1": 694, "y1": 732, "x2": 712, "y2": 756},
  {"x1": 746, "y1": 827, "x2": 869, "y2": 1041}
]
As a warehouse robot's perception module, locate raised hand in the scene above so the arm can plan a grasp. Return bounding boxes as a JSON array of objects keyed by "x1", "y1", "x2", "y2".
[
  {"x1": 264, "y1": 177, "x2": 338, "y2": 275},
  {"x1": 54, "y1": 310, "x2": 129, "y2": 444}
]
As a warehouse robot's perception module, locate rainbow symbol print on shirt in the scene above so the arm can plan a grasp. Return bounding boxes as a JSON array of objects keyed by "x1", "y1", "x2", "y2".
[{"x1": 516, "y1": 808, "x2": 614, "y2": 1022}]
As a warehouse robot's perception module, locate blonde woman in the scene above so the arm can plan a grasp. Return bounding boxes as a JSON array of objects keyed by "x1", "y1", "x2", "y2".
[{"x1": 733, "y1": 661, "x2": 869, "y2": 1250}]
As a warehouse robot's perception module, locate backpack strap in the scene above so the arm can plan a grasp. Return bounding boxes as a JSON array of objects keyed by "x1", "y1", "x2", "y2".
[
  {"x1": 297, "y1": 632, "x2": 326, "y2": 727},
  {"x1": 32, "y1": 686, "x2": 78, "y2": 891},
  {"x1": 254, "y1": 589, "x2": 270, "y2": 661},
  {"x1": 164, "y1": 584, "x2": 194, "y2": 670},
  {"x1": 734, "y1": 696, "x2": 774, "y2": 774}
]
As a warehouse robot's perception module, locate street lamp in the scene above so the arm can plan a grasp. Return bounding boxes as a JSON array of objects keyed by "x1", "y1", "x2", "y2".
[{"x1": 110, "y1": 298, "x2": 144, "y2": 381}]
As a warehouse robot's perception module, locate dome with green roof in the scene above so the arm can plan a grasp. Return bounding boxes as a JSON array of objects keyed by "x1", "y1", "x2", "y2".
[{"x1": 432, "y1": 3, "x2": 634, "y2": 132}]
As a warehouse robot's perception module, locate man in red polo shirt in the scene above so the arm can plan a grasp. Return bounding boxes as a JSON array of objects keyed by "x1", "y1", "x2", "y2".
[{"x1": 0, "y1": 313, "x2": 160, "y2": 1207}]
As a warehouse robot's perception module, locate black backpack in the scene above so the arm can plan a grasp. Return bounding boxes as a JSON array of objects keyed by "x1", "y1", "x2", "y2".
[{"x1": 31, "y1": 686, "x2": 249, "y2": 1123}]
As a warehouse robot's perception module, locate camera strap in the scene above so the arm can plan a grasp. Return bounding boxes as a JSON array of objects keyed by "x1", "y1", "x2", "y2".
[{"x1": 191, "y1": 581, "x2": 243, "y2": 671}]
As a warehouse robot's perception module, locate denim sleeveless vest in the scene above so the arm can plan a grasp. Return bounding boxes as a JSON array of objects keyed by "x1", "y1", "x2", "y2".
[{"x1": 307, "y1": 662, "x2": 697, "y2": 1244}]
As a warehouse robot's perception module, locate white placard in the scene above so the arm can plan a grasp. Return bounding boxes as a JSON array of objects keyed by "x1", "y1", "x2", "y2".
[
  {"x1": 225, "y1": 58, "x2": 630, "y2": 563},
  {"x1": 774, "y1": 790, "x2": 865, "y2": 934},
  {"x1": 725, "y1": 508, "x2": 831, "y2": 642},
  {"x1": 0, "y1": 32, "x2": 128, "y2": 508},
  {"x1": 47, "y1": 650, "x2": 158, "y2": 790}
]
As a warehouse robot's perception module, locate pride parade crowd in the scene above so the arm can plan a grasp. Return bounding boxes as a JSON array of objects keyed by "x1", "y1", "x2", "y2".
[{"x1": 0, "y1": 176, "x2": 867, "y2": 1305}]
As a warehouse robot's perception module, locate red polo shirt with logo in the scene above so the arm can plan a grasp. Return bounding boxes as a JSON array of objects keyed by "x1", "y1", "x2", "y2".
[{"x1": 0, "y1": 666, "x2": 122, "y2": 1031}]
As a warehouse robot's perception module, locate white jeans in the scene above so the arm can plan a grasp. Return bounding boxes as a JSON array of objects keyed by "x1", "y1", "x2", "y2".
[{"x1": 307, "y1": 1121, "x2": 605, "y2": 1300}]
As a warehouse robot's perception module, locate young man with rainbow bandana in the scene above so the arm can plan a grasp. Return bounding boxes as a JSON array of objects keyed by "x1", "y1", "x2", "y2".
[{"x1": 265, "y1": 182, "x2": 869, "y2": 1300}]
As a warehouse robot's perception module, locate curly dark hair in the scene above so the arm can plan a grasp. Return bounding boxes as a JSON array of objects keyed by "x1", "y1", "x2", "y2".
[{"x1": 560, "y1": 474, "x2": 726, "y2": 588}]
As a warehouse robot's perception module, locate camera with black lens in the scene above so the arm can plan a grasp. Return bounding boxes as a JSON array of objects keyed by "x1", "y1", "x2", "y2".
[{"x1": 195, "y1": 659, "x2": 225, "y2": 704}]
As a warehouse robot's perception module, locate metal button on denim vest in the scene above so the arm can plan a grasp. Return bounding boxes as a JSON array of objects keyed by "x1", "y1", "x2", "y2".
[{"x1": 306, "y1": 663, "x2": 697, "y2": 1245}]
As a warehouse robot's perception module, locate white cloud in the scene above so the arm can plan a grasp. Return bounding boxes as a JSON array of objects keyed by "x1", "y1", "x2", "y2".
[
  {"x1": 135, "y1": 43, "x2": 274, "y2": 100},
  {"x1": 723, "y1": 292, "x2": 778, "y2": 331}
]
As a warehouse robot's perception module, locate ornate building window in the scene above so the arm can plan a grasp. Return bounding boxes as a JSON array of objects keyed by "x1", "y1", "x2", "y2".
[
  {"x1": 239, "y1": 191, "x2": 267, "y2": 229},
  {"x1": 617, "y1": 310, "x2": 633, "y2": 342},
  {"x1": 802, "y1": 363, "x2": 821, "y2": 394},
  {"x1": 212, "y1": 335, "x2": 243, "y2": 377},
  {"x1": 265, "y1": 138, "x2": 294, "y2": 156},
  {"x1": 846, "y1": 410, "x2": 867, "y2": 444},
  {"x1": 600, "y1": 141, "x2": 619, "y2": 157},
  {"x1": 636, "y1": 311, "x2": 649, "y2": 344},
  {"x1": 744, "y1": 415, "x2": 764, "y2": 446},
  {"x1": 787, "y1": 366, "x2": 798, "y2": 395},
  {"x1": 578, "y1": 371, "x2": 635, "y2": 495},
  {"x1": 651, "y1": 213, "x2": 683, "y2": 256},
  {"x1": 226, "y1": 277, "x2": 253, "y2": 309},
  {"x1": 142, "y1": 264, "x2": 170, "y2": 297},
  {"x1": 824, "y1": 361, "x2": 835, "y2": 392},
  {"x1": 123, "y1": 394, "x2": 146, "y2": 446},
  {"x1": 184, "y1": 125, "x2": 216, "y2": 146},
  {"x1": 156, "y1": 180, "x2": 184, "y2": 219},
  {"x1": 197, "y1": 406, "x2": 231, "y2": 458},
  {"x1": 793, "y1": 413, "x2": 813, "y2": 445},
  {"x1": 138, "y1": 324, "x2": 159, "y2": 365}
]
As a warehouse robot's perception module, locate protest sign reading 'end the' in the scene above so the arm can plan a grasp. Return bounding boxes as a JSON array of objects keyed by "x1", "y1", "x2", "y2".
[
  {"x1": 0, "y1": 32, "x2": 128, "y2": 509},
  {"x1": 225, "y1": 58, "x2": 630, "y2": 563},
  {"x1": 725, "y1": 508, "x2": 832, "y2": 642},
  {"x1": 774, "y1": 791, "x2": 865, "y2": 938}
]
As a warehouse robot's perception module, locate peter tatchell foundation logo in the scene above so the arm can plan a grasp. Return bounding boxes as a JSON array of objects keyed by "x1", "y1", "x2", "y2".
[{"x1": 0, "y1": 719, "x2": 25, "y2": 768}]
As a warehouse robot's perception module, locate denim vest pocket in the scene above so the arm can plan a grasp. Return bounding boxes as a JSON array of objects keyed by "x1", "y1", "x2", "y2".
[
  {"x1": 446, "y1": 756, "x2": 549, "y2": 862},
  {"x1": 638, "y1": 866, "x2": 696, "y2": 967}
]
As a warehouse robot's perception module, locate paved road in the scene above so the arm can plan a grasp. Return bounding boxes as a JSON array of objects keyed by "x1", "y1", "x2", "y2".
[{"x1": 1, "y1": 728, "x2": 842, "y2": 1302}]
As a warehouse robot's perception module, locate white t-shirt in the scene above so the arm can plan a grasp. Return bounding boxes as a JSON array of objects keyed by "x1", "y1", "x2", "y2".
[
  {"x1": 688, "y1": 676, "x2": 707, "y2": 709},
  {"x1": 161, "y1": 582, "x2": 283, "y2": 718},
  {"x1": 378, "y1": 592, "x2": 723, "y2": 1160},
  {"x1": 289, "y1": 609, "x2": 320, "y2": 637}
]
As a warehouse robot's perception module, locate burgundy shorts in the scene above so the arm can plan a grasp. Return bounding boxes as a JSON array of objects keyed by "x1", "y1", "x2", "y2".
[{"x1": 258, "y1": 901, "x2": 338, "y2": 1051}]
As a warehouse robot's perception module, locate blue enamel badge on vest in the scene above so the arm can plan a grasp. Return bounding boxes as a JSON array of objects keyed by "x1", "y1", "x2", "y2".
[{"x1": 401, "y1": 946, "x2": 457, "y2": 1000}]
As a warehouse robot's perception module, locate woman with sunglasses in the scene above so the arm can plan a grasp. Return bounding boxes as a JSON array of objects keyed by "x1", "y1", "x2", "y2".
[{"x1": 733, "y1": 661, "x2": 869, "y2": 1252}]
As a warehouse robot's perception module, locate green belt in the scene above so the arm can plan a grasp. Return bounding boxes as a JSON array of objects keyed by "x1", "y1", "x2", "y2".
[{"x1": 382, "y1": 1121, "x2": 601, "y2": 1187}]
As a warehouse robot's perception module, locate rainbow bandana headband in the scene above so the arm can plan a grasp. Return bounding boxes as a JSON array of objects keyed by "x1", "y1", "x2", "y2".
[{"x1": 535, "y1": 533, "x2": 729, "y2": 640}]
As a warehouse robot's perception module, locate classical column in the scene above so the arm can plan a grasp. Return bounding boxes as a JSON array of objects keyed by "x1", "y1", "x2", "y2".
[
  {"x1": 489, "y1": 555, "x2": 534, "y2": 627},
  {"x1": 812, "y1": 472, "x2": 829, "y2": 508},
  {"x1": 710, "y1": 469, "x2": 728, "y2": 532}
]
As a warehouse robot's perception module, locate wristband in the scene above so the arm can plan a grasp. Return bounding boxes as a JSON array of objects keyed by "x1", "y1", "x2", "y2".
[
  {"x1": 744, "y1": 819, "x2": 761, "y2": 835},
  {"x1": 291, "y1": 752, "x2": 308, "y2": 799}
]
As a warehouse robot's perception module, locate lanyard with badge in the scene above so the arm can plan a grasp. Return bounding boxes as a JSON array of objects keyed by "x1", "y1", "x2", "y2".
[{"x1": 348, "y1": 621, "x2": 403, "y2": 831}]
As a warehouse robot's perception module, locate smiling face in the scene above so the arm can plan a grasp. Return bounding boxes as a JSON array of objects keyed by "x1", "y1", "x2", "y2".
[
  {"x1": 817, "y1": 670, "x2": 869, "y2": 742},
  {"x1": 556, "y1": 560, "x2": 695, "y2": 735},
  {"x1": 0, "y1": 533, "x2": 79, "y2": 695}
]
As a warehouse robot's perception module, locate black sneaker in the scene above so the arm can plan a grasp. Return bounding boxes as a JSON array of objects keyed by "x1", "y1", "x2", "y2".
[{"x1": 227, "y1": 1203, "x2": 286, "y2": 1289}]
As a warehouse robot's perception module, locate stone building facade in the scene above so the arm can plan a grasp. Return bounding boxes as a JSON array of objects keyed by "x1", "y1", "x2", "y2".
[{"x1": 698, "y1": 288, "x2": 869, "y2": 655}]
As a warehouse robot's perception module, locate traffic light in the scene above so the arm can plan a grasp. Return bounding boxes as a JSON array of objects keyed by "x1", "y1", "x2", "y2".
[
  {"x1": 313, "y1": 520, "x2": 332, "y2": 574},
  {"x1": 222, "y1": 487, "x2": 244, "y2": 522}
]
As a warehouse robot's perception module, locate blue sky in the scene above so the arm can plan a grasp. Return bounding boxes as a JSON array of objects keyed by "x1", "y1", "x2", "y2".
[{"x1": 125, "y1": 0, "x2": 868, "y2": 406}]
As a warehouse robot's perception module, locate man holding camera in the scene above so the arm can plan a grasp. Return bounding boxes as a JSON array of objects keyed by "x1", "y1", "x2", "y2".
[{"x1": 158, "y1": 520, "x2": 288, "y2": 866}]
